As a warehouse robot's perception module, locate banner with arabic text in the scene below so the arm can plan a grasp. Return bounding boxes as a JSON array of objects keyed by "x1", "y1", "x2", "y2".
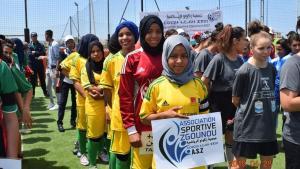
[{"x1": 140, "y1": 9, "x2": 223, "y2": 37}]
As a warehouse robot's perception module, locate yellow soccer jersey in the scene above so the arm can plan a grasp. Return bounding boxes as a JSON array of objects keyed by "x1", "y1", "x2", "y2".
[
  {"x1": 100, "y1": 51, "x2": 125, "y2": 131},
  {"x1": 60, "y1": 52, "x2": 79, "y2": 72},
  {"x1": 81, "y1": 66, "x2": 105, "y2": 116},
  {"x1": 140, "y1": 76, "x2": 209, "y2": 119},
  {"x1": 69, "y1": 56, "x2": 86, "y2": 106}
]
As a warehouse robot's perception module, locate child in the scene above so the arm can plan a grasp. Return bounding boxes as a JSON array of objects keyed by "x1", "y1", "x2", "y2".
[
  {"x1": 232, "y1": 31, "x2": 278, "y2": 169},
  {"x1": 101, "y1": 21, "x2": 139, "y2": 169},
  {"x1": 81, "y1": 40, "x2": 106, "y2": 169},
  {"x1": 140, "y1": 35, "x2": 209, "y2": 169}
]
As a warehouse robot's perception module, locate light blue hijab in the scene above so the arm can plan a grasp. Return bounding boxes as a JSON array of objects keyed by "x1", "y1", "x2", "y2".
[{"x1": 162, "y1": 35, "x2": 194, "y2": 85}]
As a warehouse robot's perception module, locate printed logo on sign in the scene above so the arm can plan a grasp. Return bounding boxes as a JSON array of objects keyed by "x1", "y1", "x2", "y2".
[
  {"x1": 159, "y1": 121, "x2": 190, "y2": 167},
  {"x1": 207, "y1": 11, "x2": 221, "y2": 22}
]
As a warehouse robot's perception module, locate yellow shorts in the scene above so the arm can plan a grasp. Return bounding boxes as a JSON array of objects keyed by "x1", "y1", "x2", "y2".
[
  {"x1": 86, "y1": 114, "x2": 106, "y2": 139},
  {"x1": 76, "y1": 106, "x2": 87, "y2": 130},
  {"x1": 107, "y1": 123, "x2": 112, "y2": 139},
  {"x1": 110, "y1": 130, "x2": 131, "y2": 155},
  {"x1": 131, "y1": 147, "x2": 155, "y2": 169}
]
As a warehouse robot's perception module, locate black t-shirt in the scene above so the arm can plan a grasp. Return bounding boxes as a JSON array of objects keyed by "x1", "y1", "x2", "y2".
[
  {"x1": 203, "y1": 53, "x2": 244, "y2": 92},
  {"x1": 193, "y1": 48, "x2": 214, "y2": 73},
  {"x1": 233, "y1": 62, "x2": 277, "y2": 142},
  {"x1": 280, "y1": 55, "x2": 300, "y2": 145}
]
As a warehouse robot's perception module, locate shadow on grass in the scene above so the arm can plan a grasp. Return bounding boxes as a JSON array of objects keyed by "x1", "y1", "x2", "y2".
[
  {"x1": 32, "y1": 123, "x2": 48, "y2": 128},
  {"x1": 31, "y1": 97, "x2": 47, "y2": 111},
  {"x1": 22, "y1": 157, "x2": 70, "y2": 169},
  {"x1": 23, "y1": 148, "x2": 49, "y2": 157},
  {"x1": 34, "y1": 118, "x2": 56, "y2": 123},
  {"x1": 23, "y1": 129, "x2": 54, "y2": 135},
  {"x1": 23, "y1": 137, "x2": 51, "y2": 144},
  {"x1": 32, "y1": 112, "x2": 51, "y2": 117}
]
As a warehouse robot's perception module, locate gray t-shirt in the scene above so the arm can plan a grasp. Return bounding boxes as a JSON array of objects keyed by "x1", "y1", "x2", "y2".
[
  {"x1": 193, "y1": 48, "x2": 214, "y2": 73},
  {"x1": 203, "y1": 53, "x2": 243, "y2": 92},
  {"x1": 233, "y1": 62, "x2": 277, "y2": 142},
  {"x1": 280, "y1": 55, "x2": 300, "y2": 145}
]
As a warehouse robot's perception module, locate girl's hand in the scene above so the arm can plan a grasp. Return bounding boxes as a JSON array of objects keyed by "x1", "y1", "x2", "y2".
[
  {"x1": 160, "y1": 106, "x2": 188, "y2": 119},
  {"x1": 22, "y1": 106, "x2": 32, "y2": 129}
]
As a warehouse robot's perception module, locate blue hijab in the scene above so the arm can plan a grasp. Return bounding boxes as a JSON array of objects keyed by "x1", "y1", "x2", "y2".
[
  {"x1": 115, "y1": 21, "x2": 139, "y2": 43},
  {"x1": 162, "y1": 35, "x2": 194, "y2": 85}
]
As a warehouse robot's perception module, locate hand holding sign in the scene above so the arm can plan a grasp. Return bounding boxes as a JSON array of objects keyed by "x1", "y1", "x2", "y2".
[
  {"x1": 129, "y1": 132, "x2": 142, "y2": 148},
  {"x1": 160, "y1": 106, "x2": 189, "y2": 119}
]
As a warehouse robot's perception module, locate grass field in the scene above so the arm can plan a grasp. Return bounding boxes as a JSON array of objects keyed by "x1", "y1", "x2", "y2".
[{"x1": 22, "y1": 88, "x2": 285, "y2": 169}]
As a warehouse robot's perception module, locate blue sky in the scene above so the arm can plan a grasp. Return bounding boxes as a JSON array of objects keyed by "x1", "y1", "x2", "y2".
[{"x1": 0, "y1": 0, "x2": 298, "y2": 41}]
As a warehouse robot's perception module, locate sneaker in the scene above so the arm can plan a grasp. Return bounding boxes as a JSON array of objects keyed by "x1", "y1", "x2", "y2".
[
  {"x1": 47, "y1": 103, "x2": 55, "y2": 109},
  {"x1": 89, "y1": 165, "x2": 97, "y2": 169},
  {"x1": 98, "y1": 151, "x2": 109, "y2": 164},
  {"x1": 80, "y1": 154, "x2": 89, "y2": 166},
  {"x1": 49, "y1": 104, "x2": 58, "y2": 111},
  {"x1": 57, "y1": 124, "x2": 65, "y2": 132},
  {"x1": 77, "y1": 151, "x2": 82, "y2": 158}
]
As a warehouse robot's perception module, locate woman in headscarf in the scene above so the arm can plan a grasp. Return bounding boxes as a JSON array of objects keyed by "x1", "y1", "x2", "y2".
[
  {"x1": 139, "y1": 35, "x2": 208, "y2": 169},
  {"x1": 81, "y1": 40, "x2": 106, "y2": 168},
  {"x1": 69, "y1": 34, "x2": 99, "y2": 166},
  {"x1": 100, "y1": 21, "x2": 139, "y2": 169},
  {"x1": 118, "y1": 15, "x2": 164, "y2": 169}
]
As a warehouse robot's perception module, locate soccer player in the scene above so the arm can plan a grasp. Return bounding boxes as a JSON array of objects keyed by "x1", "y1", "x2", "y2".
[
  {"x1": 140, "y1": 35, "x2": 209, "y2": 169},
  {"x1": 101, "y1": 21, "x2": 139, "y2": 169}
]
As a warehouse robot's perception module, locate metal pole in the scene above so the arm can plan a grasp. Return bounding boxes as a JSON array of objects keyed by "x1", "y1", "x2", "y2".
[
  {"x1": 154, "y1": 0, "x2": 160, "y2": 11},
  {"x1": 75, "y1": 2, "x2": 80, "y2": 41},
  {"x1": 70, "y1": 16, "x2": 73, "y2": 35},
  {"x1": 24, "y1": 0, "x2": 29, "y2": 42},
  {"x1": 89, "y1": 0, "x2": 92, "y2": 33},
  {"x1": 245, "y1": 0, "x2": 248, "y2": 36},
  {"x1": 107, "y1": 0, "x2": 110, "y2": 41},
  {"x1": 218, "y1": 0, "x2": 221, "y2": 9},
  {"x1": 249, "y1": 0, "x2": 251, "y2": 22},
  {"x1": 141, "y1": 0, "x2": 143, "y2": 12},
  {"x1": 260, "y1": 0, "x2": 264, "y2": 23}
]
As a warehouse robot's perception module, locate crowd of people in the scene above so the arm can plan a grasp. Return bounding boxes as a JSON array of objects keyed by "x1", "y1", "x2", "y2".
[{"x1": 1, "y1": 15, "x2": 300, "y2": 169}]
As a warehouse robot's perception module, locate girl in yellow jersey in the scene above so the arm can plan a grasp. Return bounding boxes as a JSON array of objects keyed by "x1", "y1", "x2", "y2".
[
  {"x1": 100, "y1": 21, "x2": 139, "y2": 169},
  {"x1": 81, "y1": 40, "x2": 106, "y2": 169},
  {"x1": 69, "y1": 34, "x2": 99, "y2": 166},
  {"x1": 140, "y1": 35, "x2": 209, "y2": 169}
]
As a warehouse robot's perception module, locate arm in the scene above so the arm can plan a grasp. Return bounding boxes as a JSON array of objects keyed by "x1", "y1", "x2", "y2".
[
  {"x1": 280, "y1": 89, "x2": 300, "y2": 112},
  {"x1": 73, "y1": 80, "x2": 86, "y2": 98},
  {"x1": 142, "y1": 106, "x2": 187, "y2": 125},
  {"x1": 22, "y1": 90, "x2": 33, "y2": 128},
  {"x1": 119, "y1": 56, "x2": 137, "y2": 131},
  {"x1": 201, "y1": 76, "x2": 210, "y2": 91},
  {"x1": 232, "y1": 69, "x2": 245, "y2": 108},
  {"x1": 103, "y1": 89, "x2": 112, "y2": 107},
  {"x1": 232, "y1": 96, "x2": 241, "y2": 108},
  {"x1": 119, "y1": 56, "x2": 141, "y2": 147}
]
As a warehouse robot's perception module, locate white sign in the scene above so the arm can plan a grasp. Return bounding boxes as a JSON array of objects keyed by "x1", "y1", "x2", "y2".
[
  {"x1": 0, "y1": 159, "x2": 21, "y2": 169},
  {"x1": 140, "y1": 10, "x2": 223, "y2": 37},
  {"x1": 151, "y1": 112, "x2": 224, "y2": 169},
  {"x1": 139, "y1": 131, "x2": 153, "y2": 155}
]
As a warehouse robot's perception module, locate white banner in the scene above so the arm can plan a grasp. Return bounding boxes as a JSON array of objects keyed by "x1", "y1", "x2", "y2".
[
  {"x1": 0, "y1": 159, "x2": 21, "y2": 169},
  {"x1": 151, "y1": 112, "x2": 224, "y2": 169},
  {"x1": 140, "y1": 9, "x2": 223, "y2": 37}
]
